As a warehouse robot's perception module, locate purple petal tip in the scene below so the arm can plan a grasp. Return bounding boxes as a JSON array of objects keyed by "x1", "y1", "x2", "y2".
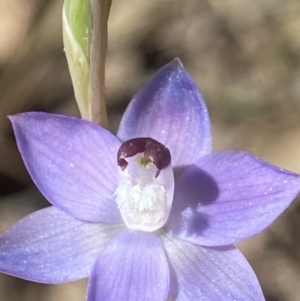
[
  {"x1": 172, "y1": 57, "x2": 183, "y2": 67},
  {"x1": 7, "y1": 114, "x2": 16, "y2": 122}
]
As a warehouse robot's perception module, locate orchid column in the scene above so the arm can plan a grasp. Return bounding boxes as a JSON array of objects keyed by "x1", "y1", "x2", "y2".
[{"x1": 63, "y1": 0, "x2": 111, "y2": 127}]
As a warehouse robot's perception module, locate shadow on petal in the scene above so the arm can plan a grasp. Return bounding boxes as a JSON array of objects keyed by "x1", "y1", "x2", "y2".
[
  {"x1": 169, "y1": 151, "x2": 300, "y2": 246},
  {"x1": 168, "y1": 165, "x2": 219, "y2": 236}
]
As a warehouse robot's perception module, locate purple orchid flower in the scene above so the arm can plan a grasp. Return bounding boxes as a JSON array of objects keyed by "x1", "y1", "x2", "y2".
[{"x1": 0, "y1": 59, "x2": 299, "y2": 301}]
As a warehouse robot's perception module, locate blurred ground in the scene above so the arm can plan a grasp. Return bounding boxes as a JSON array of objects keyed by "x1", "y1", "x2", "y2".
[{"x1": 0, "y1": 0, "x2": 300, "y2": 300}]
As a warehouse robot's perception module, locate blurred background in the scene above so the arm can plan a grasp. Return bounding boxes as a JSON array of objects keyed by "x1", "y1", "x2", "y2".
[{"x1": 0, "y1": 0, "x2": 300, "y2": 300}]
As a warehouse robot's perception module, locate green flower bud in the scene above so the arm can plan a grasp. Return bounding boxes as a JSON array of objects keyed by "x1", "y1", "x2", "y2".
[
  {"x1": 63, "y1": 0, "x2": 111, "y2": 126},
  {"x1": 63, "y1": 0, "x2": 91, "y2": 121},
  {"x1": 64, "y1": 0, "x2": 91, "y2": 60}
]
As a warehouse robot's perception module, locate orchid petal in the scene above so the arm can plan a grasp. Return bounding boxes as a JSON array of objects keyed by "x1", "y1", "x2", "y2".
[
  {"x1": 87, "y1": 230, "x2": 169, "y2": 301},
  {"x1": 168, "y1": 151, "x2": 300, "y2": 246},
  {"x1": 0, "y1": 206, "x2": 123, "y2": 283},
  {"x1": 117, "y1": 59, "x2": 211, "y2": 168},
  {"x1": 162, "y1": 234, "x2": 264, "y2": 301},
  {"x1": 10, "y1": 112, "x2": 121, "y2": 223}
]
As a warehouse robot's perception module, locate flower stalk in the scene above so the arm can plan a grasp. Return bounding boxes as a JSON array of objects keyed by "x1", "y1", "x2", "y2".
[
  {"x1": 63, "y1": 0, "x2": 110, "y2": 128},
  {"x1": 90, "y1": 0, "x2": 109, "y2": 127}
]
